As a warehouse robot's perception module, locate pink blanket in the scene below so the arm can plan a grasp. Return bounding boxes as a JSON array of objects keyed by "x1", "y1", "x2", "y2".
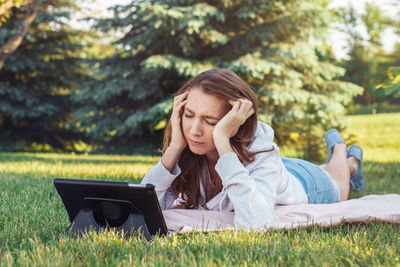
[{"x1": 162, "y1": 194, "x2": 400, "y2": 233}]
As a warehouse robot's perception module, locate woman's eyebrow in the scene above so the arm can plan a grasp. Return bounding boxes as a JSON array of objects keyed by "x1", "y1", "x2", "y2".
[{"x1": 185, "y1": 107, "x2": 220, "y2": 120}]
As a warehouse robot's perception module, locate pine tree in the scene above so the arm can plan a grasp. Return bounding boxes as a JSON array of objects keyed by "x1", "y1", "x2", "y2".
[
  {"x1": 0, "y1": 0, "x2": 90, "y2": 150},
  {"x1": 77, "y1": 0, "x2": 363, "y2": 157}
]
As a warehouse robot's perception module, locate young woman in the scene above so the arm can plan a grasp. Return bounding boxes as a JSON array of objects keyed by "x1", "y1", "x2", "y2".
[{"x1": 141, "y1": 68, "x2": 364, "y2": 229}]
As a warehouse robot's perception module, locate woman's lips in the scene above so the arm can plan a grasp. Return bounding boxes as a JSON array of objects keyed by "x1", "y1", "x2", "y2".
[{"x1": 188, "y1": 138, "x2": 204, "y2": 146}]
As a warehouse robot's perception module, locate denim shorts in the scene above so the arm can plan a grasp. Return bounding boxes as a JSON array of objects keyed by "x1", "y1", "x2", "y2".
[{"x1": 281, "y1": 157, "x2": 341, "y2": 204}]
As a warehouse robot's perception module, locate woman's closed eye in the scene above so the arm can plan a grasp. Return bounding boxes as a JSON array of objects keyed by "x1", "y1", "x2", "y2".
[
  {"x1": 206, "y1": 120, "x2": 217, "y2": 126},
  {"x1": 184, "y1": 113, "x2": 217, "y2": 126}
]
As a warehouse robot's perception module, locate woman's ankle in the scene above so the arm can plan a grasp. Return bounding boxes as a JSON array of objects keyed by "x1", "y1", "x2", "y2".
[
  {"x1": 333, "y1": 143, "x2": 346, "y2": 151},
  {"x1": 347, "y1": 156, "x2": 359, "y2": 177}
]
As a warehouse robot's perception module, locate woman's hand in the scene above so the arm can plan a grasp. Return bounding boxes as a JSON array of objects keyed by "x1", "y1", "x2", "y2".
[
  {"x1": 169, "y1": 91, "x2": 189, "y2": 152},
  {"x1": 161, "y1": 91, "x2": 188, "y2": 172},
  {"x1": 213, "y1": 99, "x2": 254, "y2": 156}
]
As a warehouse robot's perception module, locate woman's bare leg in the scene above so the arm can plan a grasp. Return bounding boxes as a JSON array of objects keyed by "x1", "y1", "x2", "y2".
[{"x1": 320, "y1": 143, "x2": 359, "y2": 201}]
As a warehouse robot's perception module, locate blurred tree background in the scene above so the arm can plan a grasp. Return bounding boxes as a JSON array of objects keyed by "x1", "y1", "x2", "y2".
[
  {"x1": 335, "y1": 2, "x2": 400, "y2": 109},
  {"x1": 0, "y1": 0, "x2": 399, "y2": 158},
  {"x1": 0, "y1": 0, "x2": 26, "y2": 25},
  {"x1": 0, "y1": 0, "x2": 93, "y2": 150}
]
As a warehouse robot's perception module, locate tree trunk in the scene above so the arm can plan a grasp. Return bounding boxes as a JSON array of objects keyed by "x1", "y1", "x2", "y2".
[{"x1": 0, "y1": 0, "x2": 41, "y2": 70}]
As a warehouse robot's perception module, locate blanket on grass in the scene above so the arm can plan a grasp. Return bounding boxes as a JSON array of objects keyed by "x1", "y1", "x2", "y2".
[{"x1": 162, "y1": 194, "x2": 400, "y2": 233}]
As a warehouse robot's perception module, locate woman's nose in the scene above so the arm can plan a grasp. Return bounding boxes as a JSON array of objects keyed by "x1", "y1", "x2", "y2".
[{"x1": 189, "y1": 118, "x2": 202, "y2": 136}]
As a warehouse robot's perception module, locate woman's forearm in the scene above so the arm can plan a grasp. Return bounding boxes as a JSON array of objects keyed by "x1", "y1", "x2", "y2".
[
  {"x1": 214, "y1": 136, "x2": 234, "y2": 157},
  {"x1": 161, "y1": 145, "x2": 184, "y2": 172}
]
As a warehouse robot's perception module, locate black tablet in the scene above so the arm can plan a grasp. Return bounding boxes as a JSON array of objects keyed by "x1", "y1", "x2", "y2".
[{"x1": 53, "y1": 178, "x2": 168, "y2": 237}]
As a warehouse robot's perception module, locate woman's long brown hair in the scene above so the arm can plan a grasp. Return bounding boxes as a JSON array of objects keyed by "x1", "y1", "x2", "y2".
[{"x1": 161, "y1": 68, "x2": 268, "y2": 209}]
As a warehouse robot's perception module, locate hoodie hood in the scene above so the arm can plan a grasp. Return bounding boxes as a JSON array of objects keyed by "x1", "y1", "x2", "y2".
[{"x1": 247, "y1": 121, "x2": 275, "y2": 152}]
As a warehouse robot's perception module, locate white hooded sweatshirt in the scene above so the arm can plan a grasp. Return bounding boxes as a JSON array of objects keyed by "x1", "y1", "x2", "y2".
[{"x1": 140, "y1": 121, "x2": 308, "y2": 230}]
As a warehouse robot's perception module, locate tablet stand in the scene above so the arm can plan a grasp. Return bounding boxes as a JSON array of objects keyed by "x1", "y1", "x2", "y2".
[{"x1": 66, "y1": 197, "x2": 152, "y2": 241}]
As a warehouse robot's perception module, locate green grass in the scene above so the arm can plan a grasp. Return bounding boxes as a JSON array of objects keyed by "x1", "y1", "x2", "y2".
[
  {"x1": 1, "y1": 113, "x2": 400, "y2": 266},
  {"x1": 344, "y1": 113, "x2": 400, "y2": 162}
]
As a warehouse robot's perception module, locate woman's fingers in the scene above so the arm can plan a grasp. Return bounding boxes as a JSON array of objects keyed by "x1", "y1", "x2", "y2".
[
  {"x1": 172, "y1": 91, "x2": 188, "y2": 117},
  {"x1": 239, "y1": 98, "x2": 252, "y2": 109},
  {"x1": 228, "y1": 100, "x2": 240, "y2": 112},
  {"x1": 229, "y1": 99, "x2": 253, "y2": 118},
  {"x1": 174, "y1": 100, "x2": 186, "y2": 117},
  {"x1": 246, "y1": 107, "x2": 255, "y2": 119},
  {"x1": 170, "y1": 92, "x2": 188, "y2": 150},
  {"x1": 174, "y1": 91, "x2": 187, "y2": 102},
  {"x1": 174, "y1": 91, "x2": 189, "y2": 105},
  {"x1": 176, "y1": 99, "x2": 186, "y2": 109},
  {"x1": 237, "y1": 99, "x2": 254, "y2": 119}
]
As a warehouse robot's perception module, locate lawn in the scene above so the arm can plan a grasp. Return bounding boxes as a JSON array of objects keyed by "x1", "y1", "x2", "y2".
[{"x1": 0, "y1": 113, "x2": 399, "y2": 266}]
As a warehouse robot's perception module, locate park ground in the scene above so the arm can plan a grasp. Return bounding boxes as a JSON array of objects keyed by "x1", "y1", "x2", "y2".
[{"x1": 0, "y1": 113, "x2": 399, "y2": 266}]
